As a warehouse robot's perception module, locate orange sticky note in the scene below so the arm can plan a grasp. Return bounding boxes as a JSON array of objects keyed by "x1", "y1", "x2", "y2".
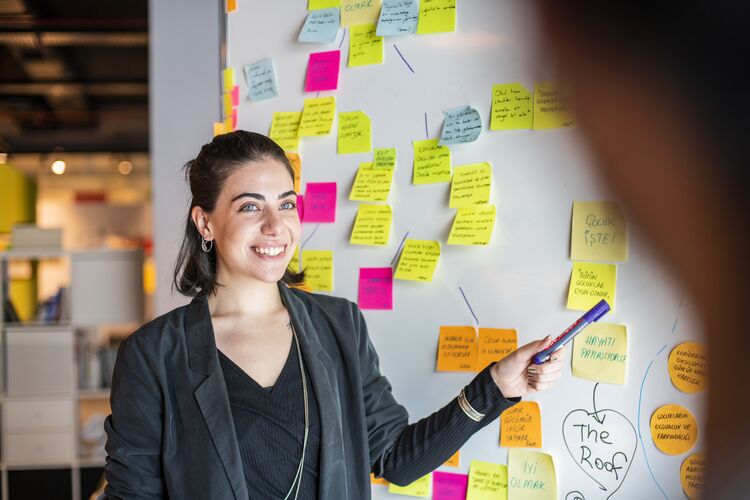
[
  {"x1": 371, "y1": 473, "x2": 389, "y2": 486},
  {"x1": 436, "y1": 326, "x2": 477, "y2": 372},
  {"x1": 213, "y1": 122, "x2": 225, "y2": 137},
  {"x1": 285, "y1": 152, "x2": 302, "y2": 193},
  {"x1": 444, "y1": 450, "x2": 460, "y2": 467},
  {"x1": 477, "y1": 328, "x2": 517, "y2": 371},
  {"x1": 500, "y1": 401, "x2": 543, "y2": 448},
  {"x1": 226, "y1": 0, "x2": 237, "y2": 12}
]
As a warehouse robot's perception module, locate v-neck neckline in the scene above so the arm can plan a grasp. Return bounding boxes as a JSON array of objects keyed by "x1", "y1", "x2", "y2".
[{"x1": 218, "y1": 335, "x2": 297, "y2": 397}]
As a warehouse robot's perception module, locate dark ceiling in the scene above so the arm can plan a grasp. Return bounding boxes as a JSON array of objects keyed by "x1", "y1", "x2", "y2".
[{"x1": 0, "y1": 0, "x2": 148, "y2": 153}]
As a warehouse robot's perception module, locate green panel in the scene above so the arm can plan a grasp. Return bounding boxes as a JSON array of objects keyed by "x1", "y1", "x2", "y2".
[{"x1": 0, "y1": 163, "x2": 36, "y2": 234}]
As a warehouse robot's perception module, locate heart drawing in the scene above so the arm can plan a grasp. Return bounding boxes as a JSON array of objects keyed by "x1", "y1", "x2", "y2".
[{"x1": 562, "y1": 383, "x2": 637, "y2": 499}]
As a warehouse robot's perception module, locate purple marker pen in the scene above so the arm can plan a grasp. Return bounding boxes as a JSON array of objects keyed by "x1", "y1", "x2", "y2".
[{"x1": 532, "y1": 299, "x2": 611, "y2": 364}]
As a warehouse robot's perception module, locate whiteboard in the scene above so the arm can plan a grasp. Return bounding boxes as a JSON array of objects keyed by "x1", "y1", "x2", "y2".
[{"x1": 226, "y1": 1, "x2": 705, "y2": 498}]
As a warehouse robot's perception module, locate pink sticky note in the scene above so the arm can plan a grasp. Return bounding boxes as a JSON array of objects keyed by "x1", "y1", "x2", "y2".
[
  {"x1": 296, "y1": 194, "x2": 305, "y2": 221},
  {"x1": 432, "y1": 472, "x2": 468, "y2": 500},
  {"x1": 303, "y1": 182, "x2": 336, "y2": 223},
  {"x1": 231, "y1": 108, "x2": 238, "y2": 130},
  {"x1": 230, "y1": 85, "x2": 239, "y2": 106},
  {"x1": 305, "y1": 50, "x2": 340, "y2": 92},
  {"x1": 358, "y1": 268, "x2": 393, "y2": 310}
]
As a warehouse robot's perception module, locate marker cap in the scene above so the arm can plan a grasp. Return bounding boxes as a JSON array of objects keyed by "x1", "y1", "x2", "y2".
[{"x1": 582, "y1": 299, "x2": 610, "y2": 324}]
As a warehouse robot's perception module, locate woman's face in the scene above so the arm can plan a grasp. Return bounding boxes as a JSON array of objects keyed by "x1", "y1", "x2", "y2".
[{"x1": 205, "y1": 158, "x2": 301, "y2": 285}]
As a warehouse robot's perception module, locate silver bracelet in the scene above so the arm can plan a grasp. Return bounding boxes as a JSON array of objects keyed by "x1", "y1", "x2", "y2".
[{"x1": 457, "y1": 388, "x2": 485, "y2": 422}]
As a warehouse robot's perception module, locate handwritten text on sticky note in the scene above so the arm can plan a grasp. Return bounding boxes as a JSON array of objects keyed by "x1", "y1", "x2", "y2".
[
  {"x1": 305, "y1": 50, "x2": 340, "y2": 92},
  {"x1": 350, "y1": 204, "x2": 392, "y2": 246},
  {"x1": 394, "y1": 239, "x2": 441, "y2": 282},
  {"x1": 447, "y1": 205, "x2": 496, "y2": 246},
  {"x1": 303, "y1": 182, "x2": 337, "y2": 222},
  {"x1": 566, "y1": 262, "x2": 616, "y2": 311},
  {"x1": 440, "y1": 106, "x2": 483, "y2": 145},
  {"x1": 571, "y1": 201, "x2": 628, "y2": 262},
  {"x1": 413, "y1": 139, "x2": 451, "y2": 184},
  {"x1": 358, "y1": 267, "x2": 393, "y2": 310},
  {"x1": 572, "y1": 322, "x2": 627, "y2": 385},
  {"x1": 501, "y1": 401, "x2": 543, "y2": 448}
]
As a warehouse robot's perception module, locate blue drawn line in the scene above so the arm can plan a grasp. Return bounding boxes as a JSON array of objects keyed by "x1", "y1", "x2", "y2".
[
  {"x1": 390, "y1": 231, "x2": 410, "y2": 266},
  {"x1": 393, "y1": 44, "x2": 415, "y2": 74},
  {"x1": 458, "y1": 286, "x2": 480, "y2": 327},
  {"x1": 316, "y1": 92, "x2": 320, "y2": 98},
  {"x1": 301, "y1": 224, "x2": 321, "y2": 250},
  {"x1": 671, "y1": 292, "x2": 685, "y2": 334},
  {"x1": 338, "y1": 28, "x2": 346, "y2": 49},
  {"x1": 637, "y1": 344, "x2": 670, "y2": 500},
  {"x1": 423, "y1": 113, "x2": 428, "y2": 139}
]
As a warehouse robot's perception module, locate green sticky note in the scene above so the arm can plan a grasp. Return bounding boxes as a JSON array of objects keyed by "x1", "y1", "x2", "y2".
[
  {"x1": 373, "y1": 148, "x2": 396, "y2": 169},
  {"x1": 490, "y1": 83, "x2": 532, "y2": 130},
  {"x1": 338, "y1": 111, "x2": 372, "y2": 154},
  {"x1": 349, "y1": 23, "x2": 384, "y2": 67},
  {"x1": 308, "y1": 0, "x2": 339, "y2": 9},
  {"x1": 416, "y1": 0, "x2": 456, "y2": 34}
]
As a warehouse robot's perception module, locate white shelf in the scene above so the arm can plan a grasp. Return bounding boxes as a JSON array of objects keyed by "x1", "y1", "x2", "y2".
[
  {"x1": 3, "y1": 322, "x2": 72, "y2": 332},
  {"x1": 77, "y1": 390, "x2": 110, "y2": 400},
  {"x1": 0, "y1": 249, "x2": 67, "y2": 260}
]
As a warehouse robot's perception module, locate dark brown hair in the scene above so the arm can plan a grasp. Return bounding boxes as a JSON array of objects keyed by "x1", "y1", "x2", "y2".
[{"x1": 172, "y1": 130, "x2": 304, "y2": 297}]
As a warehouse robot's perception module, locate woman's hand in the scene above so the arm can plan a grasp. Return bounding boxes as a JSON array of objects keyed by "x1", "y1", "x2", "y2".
[{"x1": 490, "y1": 337, "x2": 567, "y2": 399}]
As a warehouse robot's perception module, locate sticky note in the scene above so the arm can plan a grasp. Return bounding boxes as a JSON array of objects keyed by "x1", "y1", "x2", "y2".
[
  {"x1": 301, "y1": 250, "x2": 333, "y2": 291},
  {"x1": 416, "y1": 0, "x2": 456, "y2": 34},
  {"x1": 338, "y1": 111, "x2": 372, "y2": 153},
  {"x1": 222, "y1": 67, "x2": 235, "y2": 93},
  {"x1": 285, "y1": 152, "x2": 302, "y2": 193},
  {"x1": 571, "y1": 201, "x2": 628, "y2": 262},
  {"x1": 669, "y1": 342, "x2": 707, "y2": 394},
  {"x1": 373, "y1": 148, "x2": 396, "y2": 169},
  {"x1": 566, "y1": 262, "x2": 617, "y2": 311},
  {"x1": 436, "y1": 326, "x2": 477, "y2": 372},
  {"x1": 394, "y1": 239, "x2": 441, "y2": 282},
  {"x1": 269, "y1": 111, "x2": 302, "y2": 151},
  {"x1": 501, "y1": 401, "x2": 542, "y2": 448},
  {"x1": 243, "y1": 58, "x2": 278, "y2": 102},
  {"x1": 358, "y1": 267, "x2": 393, "y2": 310},
  {"x1": 341, "y1": 0, "x2": 382, "y2": 27},
  {"x1": 349, "y1": 23, "x2": 384, "y2": 67},
  {"x1": 349, "y1": 162, "x2": 394, "y2": 202},
  {"x1": 377, "y1": 0, "x2": 419, "y2": 36},
  {"x1": 467, "y1": 461, "x2": 507, "y2": 500},
  {"x1": 507, "y1": 450, "x2": 557, "y2": 500},
  {"x1": 650, "y1": 404, "x2": 698, "y2": 455},
  {"x1": 477, "y1": 328, "x2": 516, "y2": 370},
  {"x1": 296, "y1": 194, "x2": 305, "y2": 221},
  {"x1": 490, "y1": 83, "x2": 532, "y2": 130},
  {"x1": 680, "y1": 452, "x2": 705, "y2": 500},
  {"x1": 449, "y1": 162, "x2": 492, "y2": 208},
  {"x1": 532, "y1": 82, "x2": 574, "y2": 130},
  {"x1": 213, "y1": 121, "x2": 225, "y2": 137},
  {"x1": 303, "y1": 182, "x2": 336, "y2": 222},
  {"x1": 309, "y1": 0, "x2": 339, "y2": 9},
  {"x1": 222, "y1": 92, "x2": 233, "y2": 118},
  {"x1": 413, "y1": 139, "x2": 451, "y2": 184},
  {"x1": 351, "y1": 204, "x2": 392, "y2": 246},
  {"x1": 433, "y1": 471, "x2": 468, "y2": 500},
  {"x1": 223, "y1": 115, "x2": 234, "y2": 133},
  {"x1": 439, "y1": 106, "x2": 482, "y2": 145},
  {"x1": 572, "y1": 322, "x2": 627, "y2": 385},
  {"x1": 305, "y1": 50, "x2": 340, "y2": 92},
  {"x1": 299, "y1": 96, "x2": 336, "y2": 136},
  {"x1": 371, "y1": 473, "x2": 389, "y2": 485},
  {"x1": 299, "y1": 8, "x2": 340, "y2": 43},
  {"x1": 230, "y1": 85, "x2": 239, "y2": 106},
  {"x1": 444, "y1": 450, "x2": 460, "y2": 467},
  {"x1": 447, "y1": 205, "x2": 496, "y2": 246},
  {"x1": 226, "y1": 0, "x2": 237, "y2": 13},
  {"x1": 388, "y1": 474, "x2": 431, "y2": 497}
]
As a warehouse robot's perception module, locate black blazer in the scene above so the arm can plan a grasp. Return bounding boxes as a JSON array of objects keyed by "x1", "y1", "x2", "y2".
[{"x1": 103, "y1": 283, "x2": 410, "y2": 499}]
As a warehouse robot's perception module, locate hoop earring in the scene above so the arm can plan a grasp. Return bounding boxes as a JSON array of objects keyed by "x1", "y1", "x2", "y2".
[{"x1": 201, "y1": 236, "x2": 213, "y2": 253}]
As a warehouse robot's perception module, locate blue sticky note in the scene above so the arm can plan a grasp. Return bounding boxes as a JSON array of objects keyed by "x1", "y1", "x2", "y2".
[
  {"x1": 439, "y1": 106, "x2": 483, "y2": 145},
  {"x1": 299, "y1": 8, "x2": 340, "y2": 43},
  {"x1": 243, "y1": 58, "x2": 279, "y2": 101},
  {"x1": 376, "y1": 0, "x2": 419, "y2": 36}
]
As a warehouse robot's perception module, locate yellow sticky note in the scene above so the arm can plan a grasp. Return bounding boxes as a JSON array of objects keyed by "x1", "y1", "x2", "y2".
[
  {"x1": 572, "y1": 322, "x2": 627, "y2": 385},
  {"x1": 350, "y1": 204, "x2": 392, "y2": 246},
  {"x1": 571, "y1": 201, "x2": 628, "y2": 262},
  {"x1": 467, "y1": 460, "x2": 507, "y2": 500},
  {"x1": 270, "y1": 111, "x2": 302, "y2": 151},
  {"x1": 447, "y1": 205, "x2": 496, "y2": 246},
  {"x1": 491, "y1": 83, "x2": 532, "y2": 130},
  {"x1": 650, "y1": 404, "x2": 698, "y2": 456},
  {"x1": 222, "y1": 67, "x2": 236, "y2": 93},
  {"x1": 680, "y1": 452, "x2": 705, "y2": 500},
  {"x1": 222, "y1": 93, "x2": 234, "y2": 118},
  {"x1": 213, "y1": 121, "x2": 226, "y2": 137},
  {"x1": 349, "y1": 23, "x2": 384, "y2": 67},
  {"x1": 413, "y1": 139, "x2": 451, "y2": 184},
  {"x1": 341, "y1": 0, "x2": 382, "y2": 27},
  {"x1": 349, "y1": 162, "x2": 394, "y2": 202},
  {"x1": 508, "y1": 450, "x2": 556, "y2": 500},
  {"x1": 338, "y1": 111, "x2": 372, "y2": 154},
  {"x1": 566, "y1": 262, "x2": 616, "y2": 311},
  {"x1": 299, "y1": 97, "x2": 336, "y2": 137},
  {"x1": 501, "y1": 401, "x2": 543, "y2": 448},
  {"x1": 388, "y1": 474, "x2": 431, "y2": 497},
  {"x1": 285, "y1": 152, "x2": 302, "y2": 193},
  {"x1": 532, "y1": 81, "x2": 574, "y2": 130},
  {"x1": 444, "y1": 450, "x2": 460, "y2": 467},
  {"x1": 288, "y1": 247, "x2": 301, "y2": 273},
  {"x1": 309, "y1": 0, "x2": 340, "y2": 9},
  {"x1": 669, "y1": 342, "x2": 708, "y2": 394},
  {"x1": 394, "y1": 239, "x2": 441, "y2": 282},
  {"x1": 449, "y1": 162, "x2": 492, "y2": 208},
  {"x1": 301, "y1": 250, "x2": 333, "y2": 291},
  {"x1": 373, "y1": 148, "x2": 396, "y2": 169},
  {"x1": 477, "y1": 328, "x2": 517, "y2": 370},
  {"x1": 436, "y1": 326, "x2": 477, "y2": 372},
  {"x1": 223, "y1": 116, "x2": 234, "y2": 133},
  {"x1": 417, "y1": 0, "x2": 456, "y2": 34}
]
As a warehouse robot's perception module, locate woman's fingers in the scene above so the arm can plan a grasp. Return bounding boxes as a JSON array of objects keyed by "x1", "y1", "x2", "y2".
[
  {"x1": 528, "y1": 380, "x2": 556, "y2": 391},
  {"x1": 527, "y1": 369, "x2": 562, "y2": 383}
]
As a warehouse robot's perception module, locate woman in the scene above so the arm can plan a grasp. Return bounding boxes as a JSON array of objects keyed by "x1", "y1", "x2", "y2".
[{"x1": 103, "y1": 131, "x2": 565, "y2": 499}]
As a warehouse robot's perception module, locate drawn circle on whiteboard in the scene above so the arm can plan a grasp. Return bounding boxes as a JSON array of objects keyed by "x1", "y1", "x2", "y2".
[
  {"x1": 680, "y1": 451, "x2": 705, "y2": 499},
  {"x1": 565, "y1": 492, "x2": 586, "y2": 500},
  {"x1": 668, "y1": 342, "x2": 708, "y2": 393},
  {"x1": 650, "y1": 404, "x2": 698, "y2": 455}
]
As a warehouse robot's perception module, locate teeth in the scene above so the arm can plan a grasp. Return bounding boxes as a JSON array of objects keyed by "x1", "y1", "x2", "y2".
[{"x1": 254, "y1": 245, "x2": 285, "y2": 256}]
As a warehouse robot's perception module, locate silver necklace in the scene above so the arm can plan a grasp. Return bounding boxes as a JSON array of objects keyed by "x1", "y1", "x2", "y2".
[{"x1": 283, "y1": 320, "x2": 308, "y2": 500}]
